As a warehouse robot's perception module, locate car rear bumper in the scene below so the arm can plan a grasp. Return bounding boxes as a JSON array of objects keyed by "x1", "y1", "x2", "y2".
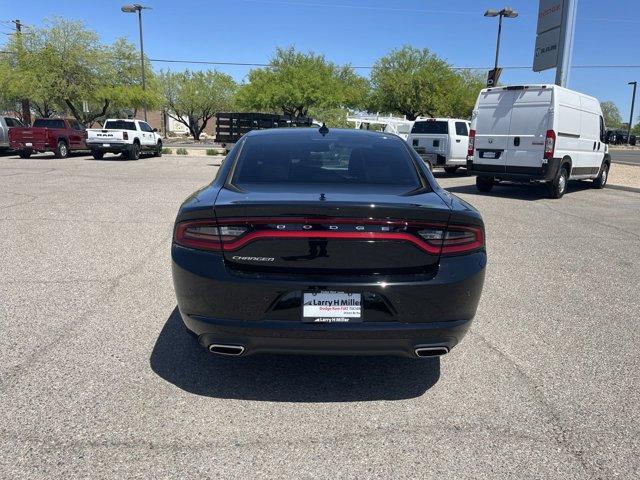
[
  {"x1": 87, "y1": 141, "x2": 129, "y2": 153},
  {"x1": 466, "y1": 158, "x2": 561, "y2": 182},
  {"x1": 171, "y1": 245, "x2": 486, "y2": 357},
  {"x1": 9, "y1": 141, "x2": 51, "y2": 152}
]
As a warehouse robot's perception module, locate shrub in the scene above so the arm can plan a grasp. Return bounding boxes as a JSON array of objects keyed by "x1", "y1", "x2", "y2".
[
  {"x1": 161, "y1": 147, "x2": 173, "y2": 154},
  {"x1": 206, "y1": 148, "x2": 220, "y2": 156},
  {"x1": 176, "y1": 148, "x2": 188, "y2": 155}
]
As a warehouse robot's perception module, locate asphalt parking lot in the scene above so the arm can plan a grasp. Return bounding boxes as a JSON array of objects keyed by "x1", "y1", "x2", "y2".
[{"x1": 1, "y1": 152, "x2": 639, "y2": 479}]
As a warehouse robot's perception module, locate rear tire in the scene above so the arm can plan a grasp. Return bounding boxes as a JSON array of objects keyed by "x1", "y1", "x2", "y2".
[
  {"x1": 444, "y1": 166, "x2": 459, "y2": 174},
  {"x1": 55, "y1": 140, "x2": 69, "y2": 159},
  {"x1": 128, "y1": 142, "x2": 140, "y2": 160},
  {"x1": 154, "y1": 141, "x2": 162, "y2": 157},
  {"x1": 476, "y1": 176, "x2": 494, "y2": 192},
  {"x1": 547, "y1": 166, "x2": 568, "y2": 199},
  {"x1": 19, "y1": 150, "x2": 32, "y2": 159},
  {"x1": 592, "y1": 162, "x2": 609, "y2": 189},
  {"x1": 92, "y1": 151, "x2": 104, "y2": 160}
]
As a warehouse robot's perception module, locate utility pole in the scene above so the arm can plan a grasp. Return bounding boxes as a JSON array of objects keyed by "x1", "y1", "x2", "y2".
[
  {"x1": 555, "y1": 0, "x2": 578, "y2": 87},
  {"x1": 627, "y1": 81, "x2": 637, "y2": 145},
  {"x1": 121, "y1": 4, "x2": 150, "y2": 122},
  {"x1": 12, "y1": 19, "x2": 32, "y2": 125}
]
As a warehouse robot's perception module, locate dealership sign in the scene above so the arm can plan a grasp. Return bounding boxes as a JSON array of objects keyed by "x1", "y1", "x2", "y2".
[{"x1": 533, "y1": 0, "x2": 564, "y2": 72}]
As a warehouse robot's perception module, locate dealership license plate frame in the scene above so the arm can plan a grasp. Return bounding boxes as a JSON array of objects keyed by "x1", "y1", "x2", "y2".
[{"x1": 302, "y1": 291, "x2": 362, "y2": 323}]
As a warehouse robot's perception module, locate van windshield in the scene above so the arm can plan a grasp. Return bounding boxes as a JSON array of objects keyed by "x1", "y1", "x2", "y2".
[{"x1": 411, "y1": 121, "x2": 448, "y2": 134}]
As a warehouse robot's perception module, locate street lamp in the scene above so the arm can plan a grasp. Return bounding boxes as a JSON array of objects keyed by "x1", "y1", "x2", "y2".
[
  {"x1": 484, "y1": 6, "x2": 518, "y2": 86},
  {"x1": 627, "y1": 81, "x2": 637, "y2": 145},
  {"x1": 121, "y1": 4, "x2": 151, "y2": 121}
]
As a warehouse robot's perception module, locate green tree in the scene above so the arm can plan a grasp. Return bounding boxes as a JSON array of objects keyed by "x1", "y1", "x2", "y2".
[
  {"x1": 601, "y1": 101, "x2": 623, "y2": 129},
  {"x1": 236, "y1": 47, "x2": 368, "y2": 117},
  {"x1": 159, "y1": 70, "x2": 237, "y2": 140},
  {"x1": 369, "y1": 46, "x2": 481, "y2": 120},
  {"x1": 1, "y1": 18, "x2": 158, "y2": 125}
]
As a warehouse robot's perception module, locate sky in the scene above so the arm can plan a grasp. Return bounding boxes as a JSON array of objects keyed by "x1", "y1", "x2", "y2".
[{"x1": 1, "y1": 0, "x2": 639, "y2": 123}]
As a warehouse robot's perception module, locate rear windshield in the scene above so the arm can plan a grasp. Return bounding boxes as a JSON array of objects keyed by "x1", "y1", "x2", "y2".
[
  {"x1": 104, "y1": 120, "x2": 137, "y2": 131},
  {"x1": 232, "y1": 132, "x2": 422, "y2": 188},
  {"x1": 411, "y1": 120, "x2": 448, "y2": 134},
  {"x1": 4, "y1": 117, "x2": 23, "y2": 127},
  {"x1": 33, "y1": 119, "x2": 66, "y2": 129}
]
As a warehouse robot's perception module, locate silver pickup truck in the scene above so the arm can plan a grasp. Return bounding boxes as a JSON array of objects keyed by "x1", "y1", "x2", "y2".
[{"x1": 0, "y1": 116, "x2": 25, "y2": 151}]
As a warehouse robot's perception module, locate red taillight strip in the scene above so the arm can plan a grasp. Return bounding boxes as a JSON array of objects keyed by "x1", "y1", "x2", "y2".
[
  {"x1": 174, "y1": 219, "x2": 485, "y2": 256},
  {"x1": 174, "y1": 220, "x2": 223, "y2": 251},
  {"x1": 219, "y1": 230, "x2": 442, "y2": 254},
  {"x1": 441, "y1": 226, "x2": 484, "y2": 254}
]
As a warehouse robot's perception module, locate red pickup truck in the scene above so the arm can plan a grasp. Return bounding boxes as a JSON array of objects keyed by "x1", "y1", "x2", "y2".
[{"x1": 9, "y1": 118, "x2": 87, "y2": 158}]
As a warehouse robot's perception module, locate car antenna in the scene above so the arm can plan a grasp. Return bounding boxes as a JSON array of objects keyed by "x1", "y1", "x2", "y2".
[{"x1": 319, "y1": 123, "x2": 329, "y2": 136}]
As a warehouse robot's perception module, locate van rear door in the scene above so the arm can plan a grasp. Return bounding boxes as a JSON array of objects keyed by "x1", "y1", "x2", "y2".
[
  {"x1": 504, "y1": 87, "x2": 552, "y2": 174},
  {"x1": 473, "y1": 89, "x2": 518, "y2": 172}
]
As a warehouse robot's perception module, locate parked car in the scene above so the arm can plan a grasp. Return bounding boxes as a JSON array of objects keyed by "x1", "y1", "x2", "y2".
[
  {"x1": 214, "y1": 112, "x2": 314, "y2": 153},
  {"x1": 171, "y1": 128, "x2": 486, "y2": 358},
  {"x1": 406, "y1": 118, "x2": 471, "y2": 173},
  {"x1": 86, "y1": 119, "x2": 162, "y2": 160},
  {"x1": 8, "y1": 118, "x2": 87, "y2": 158},
  {"x1": 0, "y1": 116, "x2": 25, "y2": 152},
  {"x1": 467, "y1": 84, "x2": 610, "y2": 198}
]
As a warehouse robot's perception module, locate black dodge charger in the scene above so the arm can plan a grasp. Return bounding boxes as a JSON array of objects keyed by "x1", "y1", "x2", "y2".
[{"x1": 171, "y1": 128, "x2": 486, "y2": 358}]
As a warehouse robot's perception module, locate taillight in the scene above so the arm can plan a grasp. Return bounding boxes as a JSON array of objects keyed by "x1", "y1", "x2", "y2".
[
  {"x1": 468, "y1": 129, "x2": 476, "y2": 157},
  {"x1": 174, "y1": 220, "x2": 247, "y2": 251},
  {"x1": 123, "y1": 131, "x2": 129, "y2": 140},
  {"x1": 544, "y1": 130, "x2": 555, "y2": 160},
  {"x1": 418, "y1": 224, "x2": 484, "y2": 255}
]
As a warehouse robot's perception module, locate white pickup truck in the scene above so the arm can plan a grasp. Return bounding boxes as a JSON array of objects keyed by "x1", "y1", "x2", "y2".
[
  {"x1": 86, "y1": 119, "x2": 162, "y2": 160},
  {"x1": 406, "y1": 118, "x2": 471, "y2": 173}
]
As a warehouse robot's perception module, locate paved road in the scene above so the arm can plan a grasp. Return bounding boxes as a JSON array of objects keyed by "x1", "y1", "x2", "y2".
[
  {"x1": 1, "y1": 153, "x2": 639, "y2": 479},
  {"x1": 610, "y1": 148, "x2": 640, "y2": 166}
]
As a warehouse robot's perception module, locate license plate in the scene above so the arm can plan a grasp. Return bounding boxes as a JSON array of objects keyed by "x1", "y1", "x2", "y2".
[
  {"x1": 102, "y1": 143, "x2": 111, "y2": 147},
  {"x1": 483, "y1": 151, "x2": 496, "y2": 159},
  {"x1": 302, "y1": 291, "x2": 362, "y2": 323},
  {"x1": 25, "y1": 142, "x2": 33, "y2": 147}
]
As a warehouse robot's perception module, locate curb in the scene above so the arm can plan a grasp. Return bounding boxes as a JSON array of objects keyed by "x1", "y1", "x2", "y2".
[{"x1": 606, "y1": 184, "x2": 640, "y2": 194}]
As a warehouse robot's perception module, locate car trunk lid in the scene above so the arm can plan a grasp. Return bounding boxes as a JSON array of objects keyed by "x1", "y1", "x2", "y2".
[{"x1": 213, "y1": 185, "x2": 451, "y2": 274}]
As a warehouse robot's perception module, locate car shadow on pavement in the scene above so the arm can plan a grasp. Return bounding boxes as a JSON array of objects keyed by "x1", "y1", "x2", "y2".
[
  {"x1": 445, "y1": 180, "x2": 594, "y2": 200},
  {"x1": 149, "y1": 307, "x2": 441, "y2": 402}
]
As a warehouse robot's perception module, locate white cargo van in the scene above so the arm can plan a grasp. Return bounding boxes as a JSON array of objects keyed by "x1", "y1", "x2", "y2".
[
  {"x1": 407, "y1": 118, "x2": 471, "y2": 173},
  {"x1": 467, "y1": 85, "x2": 610, "y2": 198}
]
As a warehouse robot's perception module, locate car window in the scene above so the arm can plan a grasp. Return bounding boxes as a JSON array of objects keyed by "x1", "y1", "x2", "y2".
[
  {"x1": 4, "y1": 117, "x2": 23, "y2": 127},
  {"x1": 232, "y1": 132, "x2": 423, "y2": 188},
  {"x1": 411, "y1": 120, "x2": 448, "y2": 134},
  {"x1": 104, "y1": 120, "x2": 137, "y2": 131},
  {"x1": 33, "y1": 118, "x2": 66, "y2": 129},
  {"x1": 455, "y1": 122, "x2": 468, "y2": 136},
  {"x1": 70, "y1": 120, "x2": 83, "y2": 131},
  {"x1": 140, "y1": 122, "x2": 153, "y2": 132}
]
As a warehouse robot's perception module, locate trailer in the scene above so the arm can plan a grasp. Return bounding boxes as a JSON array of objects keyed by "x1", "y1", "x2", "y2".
[{"x1": 214, "y1": 112, "x2": 315, "y2": 152}]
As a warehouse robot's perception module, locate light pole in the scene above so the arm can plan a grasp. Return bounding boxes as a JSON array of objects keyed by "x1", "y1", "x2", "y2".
[
  {"x1": 121, "y1": 4, "x2": 151, "y2": 121},
  {"x1": 484, "y1": 7, "x2": 518, "y2": 87},
  {"x1": 627, "y1": 81, "x2": 637, "y2": 145}
]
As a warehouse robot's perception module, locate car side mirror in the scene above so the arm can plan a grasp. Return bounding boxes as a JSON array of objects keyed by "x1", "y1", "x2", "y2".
[{"x1": 153, "y1": 128, "x2": 158, "y2": 132}]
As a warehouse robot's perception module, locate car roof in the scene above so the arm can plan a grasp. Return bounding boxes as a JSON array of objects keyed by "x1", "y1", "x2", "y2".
[{"x1": 245, "y1": 127, "x2": 398, "y2": 139}]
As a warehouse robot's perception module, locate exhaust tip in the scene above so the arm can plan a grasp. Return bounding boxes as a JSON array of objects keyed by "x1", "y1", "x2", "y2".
[
  {"x1": 414, "y1": 346, "x2": 449, "y2": 358},
  {"x1": 208, "y1": 344, "x2": 245, "y2": 356}
]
